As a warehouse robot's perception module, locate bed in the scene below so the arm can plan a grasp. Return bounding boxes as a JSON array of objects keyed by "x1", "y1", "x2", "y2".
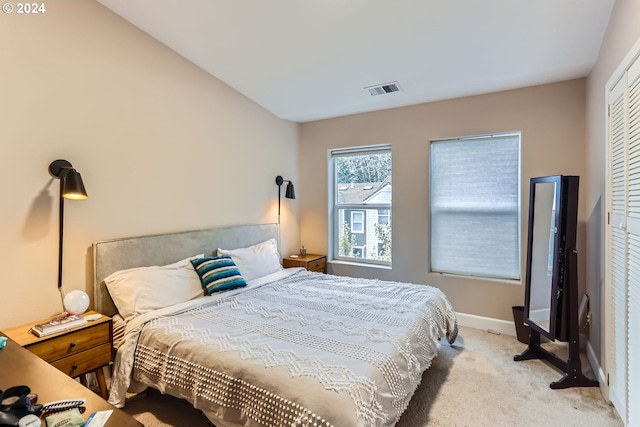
[{"x1": 92, "y1": 223, "x2": 458, "y2": 427}]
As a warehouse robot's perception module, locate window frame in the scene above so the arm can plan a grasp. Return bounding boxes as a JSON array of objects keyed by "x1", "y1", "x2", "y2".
[{"x1": 329, "y1": 144, "x2": 392, "y2": 267}]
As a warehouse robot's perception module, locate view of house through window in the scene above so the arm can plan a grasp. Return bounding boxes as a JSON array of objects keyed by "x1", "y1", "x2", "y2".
[
  {"x1": 430, "y1": 133, "x2": 521, "y2": 280},
  {"x1": 331, "y1": 145, "x2": 392, "y2": 265}
]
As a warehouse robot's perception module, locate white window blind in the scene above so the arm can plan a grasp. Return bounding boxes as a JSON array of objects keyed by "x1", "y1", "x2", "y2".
[{"x1": 430, "y1": 133, "x2": 521, "y2": 279}]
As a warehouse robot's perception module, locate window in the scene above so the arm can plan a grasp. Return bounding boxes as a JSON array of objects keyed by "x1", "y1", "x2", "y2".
[
  {"x1": 430, "y1": 133, "x2": 520, "y2": 280},
  {"x1": 353, "y1": 246, "x2": 365, "y2": 258},
  {"x1": 377, "y1": 242, "x2": 387, "y2": 257},
  {"x1": 378, "y1": 209, "x2": 390, "y2": 225},
  {"x1": 330, "y1": 144, "x2": 392, "y2": 265},
  {"x1": 351, "y1": 211, "x2": 364, "y2": 233}
]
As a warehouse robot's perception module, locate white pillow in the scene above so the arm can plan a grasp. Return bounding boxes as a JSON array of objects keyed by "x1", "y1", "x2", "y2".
[
  {"x1": 217, "y1": 239, "x2": 282, "y2": 282},
  {"x1": 104, "y1": 254, "x2": 204, "y2": 322}
]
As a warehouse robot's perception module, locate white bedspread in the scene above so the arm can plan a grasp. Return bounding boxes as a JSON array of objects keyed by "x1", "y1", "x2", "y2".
[{"x1": 109, "y1": 268, "x2": 457, "y2": 427}]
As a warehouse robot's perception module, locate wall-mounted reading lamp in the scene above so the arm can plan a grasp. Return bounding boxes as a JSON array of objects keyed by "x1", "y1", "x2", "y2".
[
  {"x1": 275, "y1": 175, "x2": 295, "y2": 223},
  {"x1": 49, "y1": 159, "x2": 88, "y2": 311}
]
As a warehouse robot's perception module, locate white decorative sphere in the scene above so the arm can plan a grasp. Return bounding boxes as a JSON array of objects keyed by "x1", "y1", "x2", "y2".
[{"x1": 64, "y1": 290, "x2": 90, "y2": 315}]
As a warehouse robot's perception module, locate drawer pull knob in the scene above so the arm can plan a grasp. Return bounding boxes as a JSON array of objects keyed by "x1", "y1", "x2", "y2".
[
  {"x1": 69, "y1": 342, "x2": 76, "y2": 348},
  {"x1": 72, "y1": 365, "x2": 78, "y2": 370}
]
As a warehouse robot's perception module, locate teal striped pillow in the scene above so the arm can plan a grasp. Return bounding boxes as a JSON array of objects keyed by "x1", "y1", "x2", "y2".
[{"x1": 190, "y1": 255, "x2": 247, "y2": 295}]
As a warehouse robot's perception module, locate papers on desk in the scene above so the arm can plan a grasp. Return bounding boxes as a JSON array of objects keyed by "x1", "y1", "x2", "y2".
[
  {"x1": 45, "y1": 408, "x2": 84, "y2": 427},
  {"x1": 83, "y1": 410, "x2": 112, "y2": 427}
]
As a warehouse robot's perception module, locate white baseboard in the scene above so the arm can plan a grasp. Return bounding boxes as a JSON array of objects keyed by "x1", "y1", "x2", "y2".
[
  {"x1": 455, "y1": 311, "x2": 517, "y2": 336},
  {"x1": 585, "y1": 340, "x2": 607, "y2": 396}
]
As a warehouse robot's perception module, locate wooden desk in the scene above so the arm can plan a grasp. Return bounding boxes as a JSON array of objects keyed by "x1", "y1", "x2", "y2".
[{"x1": 0, "y1": 336, "x2": 142, "y2": 427}]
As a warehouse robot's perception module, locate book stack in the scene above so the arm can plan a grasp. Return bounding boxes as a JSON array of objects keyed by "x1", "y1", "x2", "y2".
[{"x1": 30, "y1": 314, "x2": 88, "y2": 337}]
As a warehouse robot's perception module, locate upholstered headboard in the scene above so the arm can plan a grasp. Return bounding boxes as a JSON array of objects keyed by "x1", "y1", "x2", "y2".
[{"x1": 92, "y1": 223, "x2": 278, "y2": 316}]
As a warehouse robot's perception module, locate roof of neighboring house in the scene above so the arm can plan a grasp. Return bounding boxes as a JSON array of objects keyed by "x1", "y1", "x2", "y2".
[{"x1": 337, "y1": 176, "x2": 391, "y2": 204}]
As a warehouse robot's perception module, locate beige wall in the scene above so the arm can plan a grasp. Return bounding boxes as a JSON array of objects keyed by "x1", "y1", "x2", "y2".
[
  {"x1": 299, "y1": 79, "x2": 586, "y2": 322},
  {"x1": 0, "y1": 1, "x2": 299, "y2": 329},
  {"x1": 585, "y1": 0, "x2": 640, "y2": 368}
]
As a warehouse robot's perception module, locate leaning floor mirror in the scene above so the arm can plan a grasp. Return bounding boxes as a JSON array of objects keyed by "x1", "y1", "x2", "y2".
[{"x1": 513, "y1": 175, "x2": 598, "y2": 389}]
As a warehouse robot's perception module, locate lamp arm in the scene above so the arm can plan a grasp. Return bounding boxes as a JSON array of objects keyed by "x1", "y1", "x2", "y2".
[
  {"x1": 58, "y1": 180, "x2": 66, "y2": 310},
  {"x1": 275, "y1": 176, "x2": 283, "y2": 220},
  {"x1": 275, "y1": 175, "x2": 294, "y2": 223},
  {"x1": 49, "y1": 159, "x2": 88, "y2": 314},
  {"x1": 58, "y1": 179, "x2": 64, "y2": 289}
]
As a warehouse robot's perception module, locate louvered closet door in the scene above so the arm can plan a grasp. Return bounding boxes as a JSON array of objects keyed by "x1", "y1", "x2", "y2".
[
  {"x1": 608, "y1": 75, "x2": 628, "y2": 423},
  {"x1": 607, "y1": 50, "x2": 640, "y2": 427},
  {"x1": 626, "y1": 55, "x2": 640, "y2": 427}
]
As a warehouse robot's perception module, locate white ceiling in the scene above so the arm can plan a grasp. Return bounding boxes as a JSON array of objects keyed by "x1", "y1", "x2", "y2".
[{"x1": 96, "y1": 0, "x2": 615, "y2": 123}]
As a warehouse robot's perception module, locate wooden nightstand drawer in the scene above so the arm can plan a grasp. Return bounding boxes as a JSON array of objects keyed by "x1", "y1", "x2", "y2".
[
  {"x1": 308, "y1": 258, "x2": 326, "y2": 272},
  {"x1": 27, "y1": 322, "x2": 110, "y2": 362},
  {"x1": 52, "y1": 342, "x2": 112, "y2": 377},
  {"x1": 282, "y1": 254, "x2": 327, "y2": 273}
]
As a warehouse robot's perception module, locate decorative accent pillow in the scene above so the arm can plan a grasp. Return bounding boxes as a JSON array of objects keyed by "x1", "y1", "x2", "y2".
[
  {"x1": 190, "y1": 255, "x2": 247, "y2": 295},
  {"x1": 104, "y1": 254, "x2": 204, "y2": 322},
  {"x1": 217, "y1": 238, "x2": 282, "y2": 282}
]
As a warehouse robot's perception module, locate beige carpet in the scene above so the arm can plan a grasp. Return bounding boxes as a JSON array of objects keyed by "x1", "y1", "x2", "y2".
[{"x1": 121, "y1": 326, "x2": 622, "y2": 427}]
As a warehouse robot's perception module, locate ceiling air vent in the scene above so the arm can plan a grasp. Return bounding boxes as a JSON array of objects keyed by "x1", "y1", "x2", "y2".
[{"x1": 365, "y1": 81, "x2": 401, "y2": 96}]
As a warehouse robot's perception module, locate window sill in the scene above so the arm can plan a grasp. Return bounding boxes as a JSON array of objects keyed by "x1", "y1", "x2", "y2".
[
  {"x1": 328, "y1": 260, "x2": 392, "y2": 270},
  {"x1": 428, "y1": 270, "x2": 521, "y2": 285}
]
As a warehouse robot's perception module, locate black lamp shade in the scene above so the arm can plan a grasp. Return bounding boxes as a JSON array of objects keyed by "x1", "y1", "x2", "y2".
[
  {"x1": 285, "y1": 182, "x2": 295, "y2": 199},
  {"x1": 62, "y1": 169, "x2": 88, "y2": 200}
]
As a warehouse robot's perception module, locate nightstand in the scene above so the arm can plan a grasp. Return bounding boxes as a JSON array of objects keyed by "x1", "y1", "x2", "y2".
[
  {"x1": 1, "y1": 311, "x2": 112, "y2": 399},
  {"x1": 282, "y1": 254, "x2": 327, "y2": 273}
]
